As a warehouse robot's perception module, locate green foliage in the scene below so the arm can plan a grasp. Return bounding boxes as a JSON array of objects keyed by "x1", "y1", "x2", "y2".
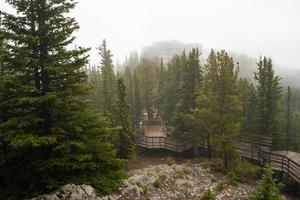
[
  {"x1": 201, "y1": 188, "x2": 215, "y2": 200},
  {"x1": 165, "y1": 156, "x2": 175, "y2": 166},
  {"x1": 153, "y1": 179, "x2": 161, "y2": 188},
  {"x1": 114, "y1": 78, "x2": 136, "y2": 160},
  {"x1": 238, "y1": 78, "x2": 258, "y2": 133},
  {"x1": 133, "y1": 70, "x2": 142, "y2": 125},
  {"x1": 99, "y1": 40, "x2": 116, "y2": 116},
  {"x1": 194, "y1": 50, "x2": 242, "y2": 167},
  {"x1": 232, "y1": 159, "x2": 260, "y2": 182},
  {"x1": 0, "y1": 1, "x2": 125, "y2": 198},
  {"x1": 216, "y1": 181, "x2": 227, "y2": 191},
  {"x1": 226, "y1": 171, "x2": 240, "y2": 187},
  {"x1": 250, "y1": 164, "x2": 284, "y2": 200},
  {"x1": 254, "y1": 57, "x2": 283, "y2": 147}
]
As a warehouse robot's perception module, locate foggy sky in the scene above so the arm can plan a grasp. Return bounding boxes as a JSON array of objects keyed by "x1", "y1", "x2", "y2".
[{"x1": 1, "y1": 0, "x2": 300, "y2": 69}]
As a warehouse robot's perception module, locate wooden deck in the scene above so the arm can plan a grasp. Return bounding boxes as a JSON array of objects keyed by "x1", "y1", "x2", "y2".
[
  {"x1": 144, "y1": 125, "x2": 167, "y2": 137},
  {"x1": 136, "y1": 122, "x2": 300, "y2": 184},
  {"x1": 272, "y1": 151, "x2": 300, "y2": 164}
]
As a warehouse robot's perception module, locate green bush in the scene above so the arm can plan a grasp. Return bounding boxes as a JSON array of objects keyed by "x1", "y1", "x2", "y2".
[
  {"x1": 233, "y1": 159, "x2": 260, "y2": 182},
  {"x1": 226, "y1": 171, "x2": 240, "y2": 187},
  {"x1": 182, "y1": 165, "x2": 191, "y2": 175},
  {"x1": 250, "y1": 164, "x2": 284, "y2": 200},
  {"x1": 142, "y1": 185, "x2": 148, "y2": 194},
  {"x1": 165, "y1": 156, "x2": 175, "y2": 166},
  {"x1": 153, "y1": 179, "x2": 161, "y2": 188},
  {"x1": 210, "y1": 159, "x2": 227, "y2": 173},
  {"x1": 176, "y1": 170, "x2": 185, "y2": 179},
  {"x1": 202, "y1": 188, "x2": 215, "y2": 200},
  {"x1": 216, "y1": 181, "x2": 227, "y2": 191},
  {"x1": 201, "y1": 159, "x2": 227, "y2": 173}
]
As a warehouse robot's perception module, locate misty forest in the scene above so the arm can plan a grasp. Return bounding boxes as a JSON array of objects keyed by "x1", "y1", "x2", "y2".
[{"x1": 0, "y1": 0, "x2": 300, "y2": 200}]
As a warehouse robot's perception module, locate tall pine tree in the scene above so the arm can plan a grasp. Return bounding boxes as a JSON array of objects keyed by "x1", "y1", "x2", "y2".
[
  {"x1": 173, "y1": 49, "x2": 201, "y2": 156},
  {"x1": 194, "y1": 50, "x2": 242, "y2": 167},
  {"x1": 98, "y1": 39, "x2": 116, "y2": 116},
  {"x1": 254, "y1": 57, "x2": 282, "y2": 148},
  {"x1": 114, "y1": 78, "x2": 135, "y2": 160},
  {"x1": 0, "y1": 1, "x2": 124, "y2": 198},
  {"x1": 286, "y1": 86, "x2": 292, "y2": 148},
  {"x1": 133, "y1": 69, "x2": 142, "y2": 126}
]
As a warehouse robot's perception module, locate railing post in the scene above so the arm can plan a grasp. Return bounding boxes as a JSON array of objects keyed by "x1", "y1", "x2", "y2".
[
  {"x1": 281, "y1": 156, "x2": 284, "y2": 173},
  {"x1": 152, "y1": 137, "x2": 153, "y2": 148},
  {"x1": 159, "y1": 137, "x2": 161, "y2": 148},
  {"x1": 287, "y1": 158, "x2": 290, "y2": 175},
  {"x1": 251, "y1": 144, "x2": 254, "y2": 161}
]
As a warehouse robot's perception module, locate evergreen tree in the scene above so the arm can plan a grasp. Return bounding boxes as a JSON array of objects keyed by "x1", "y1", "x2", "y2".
[
  {"x1": 87, "y1": 65, "x2": 102, "y2": 111},
  {"x1": 0, "y1": 1, "x2": 124, "y2": 198},
  {"x1": 173, "y1": 49, "x2": 201, "y2": 156},
  {"x1": 0, "y1": 13, "x2": 4, "y2": 75},
  {"x1": 99, "y1": 40, "x2": 116, "y2": 116},
  {"x1": 138, "y1": 58, "x2": 156, "y2": 118},
  {"x1": 133, "y1": 69, "x2": 141, "y2": 126},
  {"x1": 285, "y1": 86, "x2": 292, "y2": 148},
  {"x1": 160, "y1": 54, "x2": 182, "y2": 123},
  {"x1": 194, "y1": 50, "x2": 242, "y2": 167},
  {"x1": 158, "y1": 58, "x2": 165, "y2": 94},
  {"x1": 238, "y1": 78, "x2": 258, "y2": 133},
  {"x1": 114, "y1": 78, "x2": 135, "y2": 160},
  {"x1": 251, "y1": 164, "x2": 284, "y2": 200},
  {"x1": 192, "y1": 49, "x2": 219, "y2": 158},
  {"x1": 254, "y1": 57, "x2": 282, "y2": 147}
]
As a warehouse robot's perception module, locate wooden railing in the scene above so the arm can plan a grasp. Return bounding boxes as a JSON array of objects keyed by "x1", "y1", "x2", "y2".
[
  {"x1": 136, "y1": 135, "x2": 192, "y2": 152},
  {"x1": 136, "y1": 134, "x2": 300, "y2": 183},
  {"x1": 263, "y1": 151, "x2": 300, "y2": 183}
]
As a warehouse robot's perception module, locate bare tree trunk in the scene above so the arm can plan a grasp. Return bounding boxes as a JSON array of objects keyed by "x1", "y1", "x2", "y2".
[{"x1": 193, "y1": 137, "x2": 199, "y2": 158}]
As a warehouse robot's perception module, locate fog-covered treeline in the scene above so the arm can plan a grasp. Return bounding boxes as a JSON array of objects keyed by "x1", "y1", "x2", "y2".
[{"x1": 87, "y1": 41, "x2": 300, "y2": 161}]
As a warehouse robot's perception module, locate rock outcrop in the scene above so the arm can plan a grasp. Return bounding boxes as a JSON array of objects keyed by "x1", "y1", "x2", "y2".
[
  {"x1": 31, "y1": 184, "x2": 98, "y2": 200},
  {"x1": 32, "y1": 164, "x2": 256, "y2": 200}
]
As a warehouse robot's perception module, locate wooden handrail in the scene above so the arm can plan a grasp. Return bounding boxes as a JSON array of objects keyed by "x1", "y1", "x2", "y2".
[{"x1": 135, "y1": 133, "x2": 300, "y2": 183}]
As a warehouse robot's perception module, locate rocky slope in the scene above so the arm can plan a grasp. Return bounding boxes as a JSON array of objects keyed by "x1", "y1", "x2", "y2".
[{"x1": 32, "y1": 163, "x2": 256, "y2": 200}]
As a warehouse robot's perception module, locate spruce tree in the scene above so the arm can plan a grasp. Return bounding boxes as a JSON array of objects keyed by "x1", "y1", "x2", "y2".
[
  {"x1": 173, "y1": 49, "x2": 201, "y2": 156},
  {"x1": 160, "y1": 54, "x2": 182, "y2": 123},
  {"x1": 138, "y1": 58, "x2": 155, "y2": 118},
  {"x1": 238, "y1": 78, "x2": 258, "y2": 133},
  {"x1": 251, "y1": 164, "x2": 284, "y2": 200},
  {"x1": 286, "y1": 86, "x2": 292, "y2": 148},
  {"x1": 0, "y1": 1, "x2": 124, "y2": 198},
  {"x1": 254, "y1": 57, "x2": 282, "y2": 147},
  {"x1": 99, "y1": 39, "x2": 116, "y2": 116},
  {"x1": 194, "y1": 50, "x2": 242, "y2": 167},
  {"x1": 124, "y1": 65, "x2": 134, "y2": 123},
  {"x1": 133, "y1": 69, "x2": 141, "y2": 126},
  {"x1": 114, "y1": 78, "x2": 135, "y2": 160}
]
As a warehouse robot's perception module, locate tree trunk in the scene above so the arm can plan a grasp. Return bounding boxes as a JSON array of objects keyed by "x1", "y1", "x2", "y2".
[
  {"x1": 193, "y1": 138, "x2": 199, "y2": 158},
  {"x1": 207, "y1": 132, "x2": 212, "y2": 158}
]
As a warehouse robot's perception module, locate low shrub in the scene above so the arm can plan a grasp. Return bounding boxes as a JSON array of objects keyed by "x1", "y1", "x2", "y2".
[
  {"x1": 233, "y1": 159, "x2": 260, "y2": 182},
  {"x1": 210, "y1": 159, "x2": 227, "y2": 173},
  {"x1": 165, "y1": 156, "x2": 175, "y2": 166},
  {"x1": 201, "y1": 188, "x2": 215, "y2": 200},
  {"x1": 226, "y1": 171, "x2": 240, "y2": 187},
  {"x1": 153, "y1": 179, "x2": 161, "y2": 188},
  {"x1": 182, "y1": 165, "x2": 191, "y2": 175},
  {"x1": 216, "y1": 181, "x2": 227, "y2": 191}
]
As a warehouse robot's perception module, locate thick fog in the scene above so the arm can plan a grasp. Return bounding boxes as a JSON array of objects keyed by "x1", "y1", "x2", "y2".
[{"x1": 1, "y1": 0, "x2": 300, "y2": 70}]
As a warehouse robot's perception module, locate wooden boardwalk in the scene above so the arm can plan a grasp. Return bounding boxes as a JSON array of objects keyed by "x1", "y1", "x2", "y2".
[{"x1": 136, "y1": 121, "x2": 300, "y2": 184}]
